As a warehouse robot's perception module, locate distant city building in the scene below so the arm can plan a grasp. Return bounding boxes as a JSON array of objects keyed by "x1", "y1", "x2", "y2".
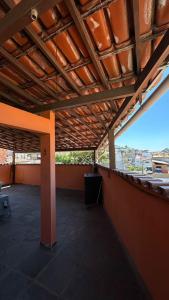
[
  {"x1": 15, "y1": 153, "x2": 41, "y2": 164},
  {"x1": 115, "y1": 146, "x2": 152, "y2": 171},
  {"x1": 152, "y1": 160, "x2": 169, "y2": 173}
]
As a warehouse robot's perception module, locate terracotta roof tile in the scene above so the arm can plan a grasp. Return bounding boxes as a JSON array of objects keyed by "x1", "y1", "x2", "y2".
[{"x1": 0, "y1": 0, "x2": 168, "y2": 151}]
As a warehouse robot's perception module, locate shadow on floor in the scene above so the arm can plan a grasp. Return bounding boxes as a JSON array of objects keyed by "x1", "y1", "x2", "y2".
[{"x1": 0, "y1": 185, "x2": 151, "y2": 300}]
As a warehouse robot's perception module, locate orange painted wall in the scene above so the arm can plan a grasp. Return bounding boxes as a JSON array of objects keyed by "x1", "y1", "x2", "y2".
[
  {"x1": 15, "y1": 165, "x2": 41, "y2": 185},
  {"x1": 15, "y1": 164, "x2": 93, "y2": 190},
  {"x1": 55, "y1": 165, "x2": 92, "y2": 190},
  {"x1": 98, "y1": 166, "x2": 169, "y2": 300},
  {"x1": 0, "y1": 165, "x2": 12, "y2": 184}
]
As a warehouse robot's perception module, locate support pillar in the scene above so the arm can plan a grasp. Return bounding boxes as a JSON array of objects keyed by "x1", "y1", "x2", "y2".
[
  {"x1": 40, "y1": 111, "x2": 56, "y2": 248},
  {"x1": 93, "y1": 150, "x2": 96, "y2": 164},
  {"x1": 108, "y1": 128, "x2": 116, "y2": 169},
  {"x1": 12, "y1": 151, "x2": 15, "y2": 184}
]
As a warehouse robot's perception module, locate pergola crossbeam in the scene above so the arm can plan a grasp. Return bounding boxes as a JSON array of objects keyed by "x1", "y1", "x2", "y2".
[{"x1": 31, "y1": 85, "x2": 135, "y2": 113}]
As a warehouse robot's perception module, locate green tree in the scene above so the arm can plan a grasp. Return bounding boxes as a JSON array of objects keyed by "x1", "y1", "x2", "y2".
[{"x1": 56, "y1": 151, "x2": 93, "y2": 164}]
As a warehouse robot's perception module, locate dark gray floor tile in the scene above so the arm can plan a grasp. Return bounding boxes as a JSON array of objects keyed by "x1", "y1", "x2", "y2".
[
  {"x1": 60, "y1": 266, "x2": 106, "y2": 300},
  {"x1": 18, "y1": 249, "x2": 54, "y2": 278},
  {"x1": 0, "y1": 263, "x2": 10, "y2": 280},
  {"x1": 0, "y1": 241, "x2": 38, "y2": 267},
  {"x1": 18, "y1": 283, "x2": 58, "y2": 300},
  {"x1": 0, "y1": 270, "x2": 31, "y2": 300},
  {"x1": 0, "y1": 185, "x2": 150, "y2": 300},
  {"x1": 37, "y1": 251, "x2": 79, "y2": 295}
]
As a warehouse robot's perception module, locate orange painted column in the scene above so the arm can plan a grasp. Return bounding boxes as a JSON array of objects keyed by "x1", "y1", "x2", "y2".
[
  {"x1": 12, "y1": 151, "x2": 16, "y2": 184},
  {"x1": 40, "y1": 111, "x2": 56, "y2": 248},
  {"x1": 108, "y1": 128, "x2": 116, "y2": 169}
]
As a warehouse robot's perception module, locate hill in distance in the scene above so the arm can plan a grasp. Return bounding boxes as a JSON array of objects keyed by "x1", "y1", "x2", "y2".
[{"x1": 161, "y1": 148, "x2": 169, "y2": 153}]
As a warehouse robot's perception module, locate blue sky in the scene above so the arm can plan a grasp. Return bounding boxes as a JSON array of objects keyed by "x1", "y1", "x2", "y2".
[{"x1": 116, "y1": 68, "x2": 169, "y2": 151}]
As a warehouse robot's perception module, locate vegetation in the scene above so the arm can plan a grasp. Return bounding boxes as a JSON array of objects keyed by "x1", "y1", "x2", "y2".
[
  {"x1": 127, "y1": 165, "x2": 143, "y2": 172},
  {"x1": 97, "y1": 151, "x2": 109, "y2": 166},
  {"x1": 56, "y1": 151, "x2": 94, "y2": 164}
]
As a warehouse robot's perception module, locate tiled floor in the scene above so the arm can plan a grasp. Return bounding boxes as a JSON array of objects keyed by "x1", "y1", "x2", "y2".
[{"x1": 0, "y1": 185, "x2": 151, "y2": 300}]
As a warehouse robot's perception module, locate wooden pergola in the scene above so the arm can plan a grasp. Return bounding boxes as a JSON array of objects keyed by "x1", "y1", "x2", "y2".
[
  {"x1": 0, "y1": 0, "x2": 168, "y2": 152},
  {"x1": 0, "y1": 0, "x2": 169, "y2": 247}
]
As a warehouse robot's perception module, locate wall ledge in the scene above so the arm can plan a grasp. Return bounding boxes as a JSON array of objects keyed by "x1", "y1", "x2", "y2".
[
  {"x1": 14, "y1": 163, "x2": 93, "y2": 166},
  {"x1": 97, "y1": 164, "x2": 169, "y2": 202}
]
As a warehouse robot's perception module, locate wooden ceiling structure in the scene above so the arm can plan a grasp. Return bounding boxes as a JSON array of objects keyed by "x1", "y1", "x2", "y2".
[{"x1": 0, "y1": 0, "x2": 168, "y2": 152}]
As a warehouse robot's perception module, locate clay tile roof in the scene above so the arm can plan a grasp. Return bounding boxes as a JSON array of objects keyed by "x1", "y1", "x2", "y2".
[{"x1": 0, "y1": 0, "x2": 168, "y2": 152}]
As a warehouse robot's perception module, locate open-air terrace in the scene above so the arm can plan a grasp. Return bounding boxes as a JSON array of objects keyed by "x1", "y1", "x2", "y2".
[{"x1": 0, "y1": 1, "x2": 169, "y2": 300}]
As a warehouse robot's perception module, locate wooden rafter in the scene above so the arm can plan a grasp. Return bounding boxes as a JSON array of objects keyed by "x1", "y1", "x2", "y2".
[
  {"x1": 0, "y1": 90, "x2": 26, "y2": 108},
  {"x1": 97, "y1": 28, "x2": 169, "y2": 147},
  {"x1": 56, "y1": 126, "x2": 80, "y2": 148},
  {"x1": 0, "y1": 27, "x2": 165, "y2": 72},
  {"x1": 132, "y1": 0, "x2": 140, "y2": 74},
  {"x1": 57, "y1": 125, "x2": 96, "y2": 148},
  {"x1": 56, "y1": 115, "x2": 93, "y2": 143},
  {"x1": 3, "y1": 0, "x2": 81, "y2": 96},
  {"x1": 135, "y1": 29, "x2": 169, "y2": 91},
  {"x1": 25, "y1": 26, "x2": 81, "y2": 95},
  {"x1": 59, "y1": 110, "x2": 112, "y2": 123},
  {"x1": 69, "y1": 110, "x2": 100, "y2": 138},
  {"x1": 132, "y1": 0, "x2": 142, "y2": 103},
  {"x1": 0, "y1": 1, "x2": 168, "y2": 152},
  {"x1": 0, "y1": 47, "x2": 60, "y2": 101},
  {"x1": 88, "y1": 106, "x2": 107, "y2": 131},
  {"x1": 66, "y1": 0, "x2": 109, "y2": 89},
  {"x1": 56, "y1": 146, "x2": 96, "y2": 152},
  {"x1": 0, "y1": 73, "x2": 41, "y2": 105},
  {"x1": 0, "y1": 0, "x2": 61, "y2": 45}
]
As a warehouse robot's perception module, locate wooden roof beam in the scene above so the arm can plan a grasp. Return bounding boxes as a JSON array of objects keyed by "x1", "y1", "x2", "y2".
[
  {"x1": 0, "y1": 90, "x2": 26, "y2": 109},
  {"x1": 97, "y1": 28, "x2": 169, "y2": 147},
  {"x1": 56, "y1": 126, "x2": 96, "y2": 148},
  {"x1": 56, "y1": 146, "x2": 96, "y2": 152},
  {"x1": 132, "y1": 0, "x2": 142, "y2": 103},
  {"x1": 132, "y1": 0, "x2": 140, "y2": 75},
  {"x1": 0, "y1": 47, "x2": 60, "y2": 101},
  {"x1": 0, "y1": 0, "x2": 61, "y2": 45},
  {"x1": 25, "y1": 26, "x2": 81, "y2": 95},
  {"x1": 69, "y1": 110, "x2": 99, "y2": 138},
  {"x1": 56, "y1": 115, "x2": 93, "y2": 143},
  {"x1": 0, "y1": 73, "x2": 41, "y2": 105},
  {"x1": 3, "y1": 0, "x2": 80, "y2": 96},
  {"x1": 56, "y1": 110, "x2": 112, "y2": 123},
  {"x1": 88, "y1": 106, "x2": 107, "y2": 131},
  {"x1": 56, "y1": 126, "x2": 80, "y2": 147},
  {"x1": 65, "y1": 0, "x2": 109, "y2": 89},
  {"x1": 31, "y1": 85, "x2": 135, "y2": 113}
]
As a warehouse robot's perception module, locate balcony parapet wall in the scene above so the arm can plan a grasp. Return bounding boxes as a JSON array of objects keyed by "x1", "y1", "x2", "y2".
[
  {"x1": 97, "y1": 164, "x2": 169, "y2": 201},
  {"x1": 97, "y1": 164, "x2": 169, "y2": 300},
  {"x1": 0, "y1": 163, "x2": 93, "y2": 190}
]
